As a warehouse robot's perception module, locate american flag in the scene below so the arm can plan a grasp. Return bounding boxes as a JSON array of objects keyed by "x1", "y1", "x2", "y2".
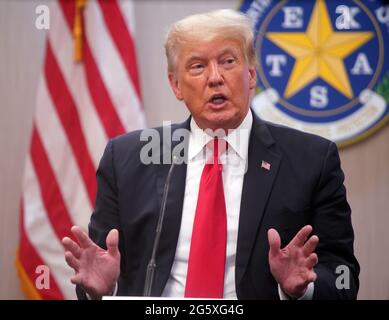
[
  {"x1": 16, "y1": 0, "x2": 145, "y2": 299},
  {"x1": 261, "y1": 160, "x2": 271, "y2": 171}
]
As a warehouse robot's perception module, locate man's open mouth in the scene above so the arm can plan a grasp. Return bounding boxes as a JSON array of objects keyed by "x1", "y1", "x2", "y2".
[{"x1": 209, "y1": 94, "x2": 227, "y2": 105}]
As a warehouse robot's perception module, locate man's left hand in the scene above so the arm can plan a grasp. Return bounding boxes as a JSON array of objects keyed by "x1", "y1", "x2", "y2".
[{"x1": 267, "y1": 225, "x2": 319, "y2": 299}]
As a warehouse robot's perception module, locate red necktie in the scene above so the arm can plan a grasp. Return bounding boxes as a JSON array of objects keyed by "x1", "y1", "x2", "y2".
[{"x1": 185, "y1": 138, "x2": 227, "y2": 298}]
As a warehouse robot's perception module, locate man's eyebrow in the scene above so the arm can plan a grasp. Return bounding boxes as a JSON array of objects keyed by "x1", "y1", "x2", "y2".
[
  {"x1": 184, "y1": 47, "x2": 239, "y2": 66},
  {"x1": 187, "y1": 48, "x2": 236, "y2": 63},
  {"x1": 187, "y1": 53, "x2": 204, "y2": 60},
  {"x1": 218, "y1": 48, "x2": 237, "y2": 56}
]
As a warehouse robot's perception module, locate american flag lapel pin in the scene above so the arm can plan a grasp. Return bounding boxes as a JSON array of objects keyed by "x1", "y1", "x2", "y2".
[{"x1": 261, "y1": 160, "x2": 271, "y2": 171}]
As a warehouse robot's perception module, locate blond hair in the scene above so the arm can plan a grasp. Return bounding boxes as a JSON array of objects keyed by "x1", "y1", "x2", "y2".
[{"x1": 165, "y1": 9, "x2": 256, "y2": 72}]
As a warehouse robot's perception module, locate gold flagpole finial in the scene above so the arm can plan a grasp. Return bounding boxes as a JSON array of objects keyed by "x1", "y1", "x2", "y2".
[{"x1": 73, "y1": 0, "x2": 87, "y2": 62}]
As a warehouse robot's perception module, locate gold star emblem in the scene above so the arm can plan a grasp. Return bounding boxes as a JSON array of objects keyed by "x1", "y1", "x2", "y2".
[{"x1": 266, "y1": 0, "x2": 374, "y2": 99}]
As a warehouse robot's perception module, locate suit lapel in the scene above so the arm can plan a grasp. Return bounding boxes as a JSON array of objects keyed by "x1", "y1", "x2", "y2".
[
  {"x1": 152, "y1": 119, "x2": 190, "y2": 296},
  {"x1": 235, "y1": 114, "x2": 282, "y2": 286}
]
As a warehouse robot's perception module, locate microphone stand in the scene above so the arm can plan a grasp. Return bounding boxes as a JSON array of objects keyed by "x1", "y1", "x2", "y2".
[{"x1": 143, "y1": 156, "x2": 177, "y2": 296}]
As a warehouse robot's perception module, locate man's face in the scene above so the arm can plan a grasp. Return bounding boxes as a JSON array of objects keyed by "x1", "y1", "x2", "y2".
[{"x1": 168, "y1": 37, "x2": 257, "y2": 132}]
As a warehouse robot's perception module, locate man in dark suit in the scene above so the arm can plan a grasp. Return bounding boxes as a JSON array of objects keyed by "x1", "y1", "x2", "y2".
[{"x1": 62, "y1": 9, "x2": 359, "y2": 300}]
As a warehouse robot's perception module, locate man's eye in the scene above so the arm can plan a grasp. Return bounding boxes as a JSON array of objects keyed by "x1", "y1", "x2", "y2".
[
  {"x1": 191, "y1": 64, "x2": 204, "y2": 70},
  {"x1": 224, "y1": 58, "x2": 235, "y2": 65},
  {"x1": 189, "y1": 63, "x2": 205, "y2": 74},
  {"x1": 221, "y1": 57, "x2": 237, "y2": 69}
]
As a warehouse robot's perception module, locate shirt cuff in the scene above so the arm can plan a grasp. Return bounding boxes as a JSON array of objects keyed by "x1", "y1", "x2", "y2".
[
  {"x1": 85, "y1": 282, "x2": 118, "y2": 300},
  {"x1": 112, "y1": 282, "x2": 119, "y2": 296},
  {"x1": 278, "y1": 282, "x2": 314, "y2": 300}
]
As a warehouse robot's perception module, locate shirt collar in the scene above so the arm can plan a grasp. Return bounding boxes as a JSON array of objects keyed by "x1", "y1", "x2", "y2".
[{"x1": 188, "y1": 110, "x2": 252, "y2": 161}]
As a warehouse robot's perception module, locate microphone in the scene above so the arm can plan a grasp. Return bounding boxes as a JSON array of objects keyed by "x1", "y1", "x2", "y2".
[{"x1": 143, "y1": 154, "x2": 178, "y2": 296}]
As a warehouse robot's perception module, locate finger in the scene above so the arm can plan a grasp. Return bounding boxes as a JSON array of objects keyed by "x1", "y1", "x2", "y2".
[
  {"x1": 267, "y1": 228, "x2": 281, "y2": 256},
  {"x1": 70, "y1": 273, "x2": 83, "y2": 286},
  {"x1": 302, "y1": 235, "x2": 319, "y2": 256},
  {"x1": 306, "y1": 270, "x2": 317, "y2": 283},
  {"x1": 306, "y1": 253, "x2": 318, "y2": 269},
  {"x1": 289, "y1": 225, "x2": 313, "y2": 247},
  {"x1": 64, "y1": 251, "x2": 80, "y2": 271},
  {"x1": 106, "y1": 229, "x2": 119, "y2": 256},
  {"x1": 71, "y1": 225, "x2": 95, "y2": 249},
  {"x1": 62, "y1": 237, "x2": 82, "y2": 259}
]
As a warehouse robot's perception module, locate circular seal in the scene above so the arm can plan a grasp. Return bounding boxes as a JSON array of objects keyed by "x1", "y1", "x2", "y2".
[{"x1": 241, "y1": 0, "x2": 389, "y2": 147}]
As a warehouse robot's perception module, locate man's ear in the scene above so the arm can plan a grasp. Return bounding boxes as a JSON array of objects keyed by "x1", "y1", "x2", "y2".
[
  {"x1": 248, "y1": 66, "x2": 257, "y2": 90},
  {"x1": 168, "y1": 72, "x2": 183, "y2": 101}
]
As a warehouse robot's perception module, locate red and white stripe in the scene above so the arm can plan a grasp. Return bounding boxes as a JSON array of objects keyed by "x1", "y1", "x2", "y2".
[{"x1": 17, "y1": 0, "x2": 146, "y2": 300}]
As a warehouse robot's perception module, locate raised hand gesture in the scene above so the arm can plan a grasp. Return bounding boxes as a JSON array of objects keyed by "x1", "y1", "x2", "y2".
[
  {"x1": 62, "y1": 226, "x2": 120, "y2": 299},
  {"x1": 268, "y1": 225, "x2": 319, "y2": 298}
]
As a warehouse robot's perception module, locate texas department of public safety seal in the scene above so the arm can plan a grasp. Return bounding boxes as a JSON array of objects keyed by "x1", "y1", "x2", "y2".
[{"x1": 240, "y1": 0, "x2": 389, "y2": 147}]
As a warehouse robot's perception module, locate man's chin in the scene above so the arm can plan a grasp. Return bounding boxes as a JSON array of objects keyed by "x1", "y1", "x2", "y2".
[{"x1": 202, "y1": 113, "x2": 242, "y2": 131}]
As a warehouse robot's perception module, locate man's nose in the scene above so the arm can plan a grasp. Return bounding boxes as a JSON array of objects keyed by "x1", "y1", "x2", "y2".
[{"x1": 208, "y1": 62, "x2": 224, "y2": 87}]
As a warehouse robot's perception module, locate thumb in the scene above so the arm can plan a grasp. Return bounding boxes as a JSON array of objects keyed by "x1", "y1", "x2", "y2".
[
  {"x1": 106, "y1": 229, "x2": 119, "y2": 256},
  {"x1": 268, "y1": 228, "x2": 281, "y2": 257}
]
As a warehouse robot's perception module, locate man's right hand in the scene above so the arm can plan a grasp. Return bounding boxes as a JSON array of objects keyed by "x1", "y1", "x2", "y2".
[{"x1": 62, "y1": 226, "x2": 121, "y2": 299}]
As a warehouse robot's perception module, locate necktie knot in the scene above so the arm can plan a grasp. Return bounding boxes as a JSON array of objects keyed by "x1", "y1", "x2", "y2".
[{"x1": 206, "y1": 138, "x2": 227, "y2": 165}]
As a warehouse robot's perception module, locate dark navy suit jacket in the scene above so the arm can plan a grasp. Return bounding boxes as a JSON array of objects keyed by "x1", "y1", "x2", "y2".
[{"x1": 77, "y1": 111, "x2": 359, "y2": 299}]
